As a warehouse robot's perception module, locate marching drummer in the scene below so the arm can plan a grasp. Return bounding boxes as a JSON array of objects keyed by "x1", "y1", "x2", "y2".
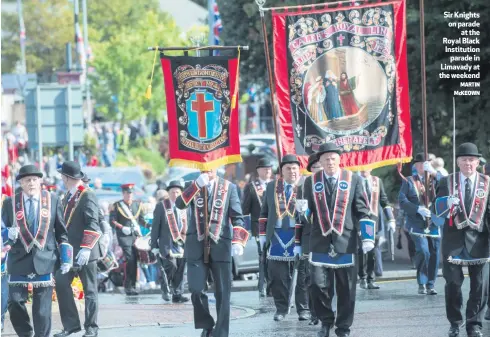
[{"x1": 110, "y1": 183, "x2": 149, "y2": 296}]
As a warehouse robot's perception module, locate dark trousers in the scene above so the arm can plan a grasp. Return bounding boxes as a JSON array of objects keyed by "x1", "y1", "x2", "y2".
[
  {"x1": 8, "y1": 285, "x2": 53, "y2": 337},
  {"x1": 256, "y1": 240, "x2": 267, "y2": 292},
  {"x1": 55, "y1": 261, "x2": 98, "y2": 331},
  {"x1": 122, "y1": 244, "x2": 138, "y2": 290},
  {"x1": 188, "y1": 258, "x2": 231, "y2": 337},
  {"x1": 310, "y1": 264, "x2": 357, "y2": 336},
  {"x1": 411, "y1": 235, "x2": 440, "y2": 288},
  {"x1": 403, "y1": 229, "x2": 416, "y2": 259},
  {"x1": 268, "y1": 259, "x2": 309, "y2": 315},
  {"x1": 443, "y1": 260, "x2": 489, "y2": 331},
  {"x1": 159, "y1": 256, "x2": 186, "y2": 296},
  {"x1": 358, "y1": 238, "x2": 378, "y2": 282},
  {"x1": 305, "y1": 261, "x2": 317, "y2": 319}
]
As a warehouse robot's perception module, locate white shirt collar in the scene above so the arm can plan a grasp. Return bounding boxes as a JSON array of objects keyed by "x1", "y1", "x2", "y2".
[
  {"x1": 259, "y1": 178, "x2": 269, "y2": 185},
  {"x1": 23, "y1": 192, "x2": 39, "y2": 203},
  {"x1": 460, "y1": 172, "x2": 477, "y2": 185},
  {"x1": 324, "y1": 170, "x2": 340, "y2": 181}
]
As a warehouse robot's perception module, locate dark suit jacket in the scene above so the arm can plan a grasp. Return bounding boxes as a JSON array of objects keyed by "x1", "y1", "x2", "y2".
[
  {"x1": 398, "y1": 175, "x2": 436, "y2": 232},
  {"x1": 297, "y1": 178, "x2": 313, "y2": 255},
  {"x1": 64, "y1": 188, "x2": 102, "y2": 261},
  {"x1": 2, "y1": 192, "x2": 69, "y2": 276},
  {"x1": 241, "y1": 180, "x2": 267, "y2": 237},
  {"x1": 151, "y1": 200, "x2": 188, "y2": 257},
  {"x1": 176, "y1": 178, "x2": 244, "y2": 263},
  {"x1": 305, "y1": 170, "x2": 371, "y2": 254},
  {"x1": 363, "y1": 176, "x2": 391, "y2": 234},
  {"x1": 435, "y1": 174, "x2": 490, "y2": 258},
  {"x1": 110, "y1": 200, "x2": 148, "y2": 248}
]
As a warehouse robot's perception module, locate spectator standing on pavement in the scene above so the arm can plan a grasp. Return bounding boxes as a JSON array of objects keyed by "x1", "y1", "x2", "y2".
[{"x1": 432, "y1": 157, "x2": 449, "y2": 177}]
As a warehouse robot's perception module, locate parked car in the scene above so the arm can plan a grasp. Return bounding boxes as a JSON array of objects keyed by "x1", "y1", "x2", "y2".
[
  {"x1": 83, "y1": 167, "x2": 146, "y2": 189},
  {"x1": 241, "y1": 133, "x2": 277, "y2": 153}
]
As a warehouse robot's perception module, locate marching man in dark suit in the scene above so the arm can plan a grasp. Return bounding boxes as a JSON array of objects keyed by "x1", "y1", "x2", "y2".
[
  {"x1": 241, "y1": 158, "x2": 272, "y2": 297},
  {"x1": 2, "y1": 165, "x2": 72, "y2": 337},
  {"x1": 175, "y1": 168, "x2": 248, "y2": 337},
  {"x1": 259, "y1": 155, "x2": 310, "y2": 322},
  {"x1": 110, "y1": 183, "x2": 149, "y2": 296},
  {"x1": 151, "y1": 180, "x2": 189, "y2": 303},
  {"x1": 434, "y1": 143, "x2": 490, "y2": 337},
  {"x1": 304, "y1": 143, "x2": 375, "y2": 337},
  {"x1": 54, "y1": 161, "x2": 102, "y2": 337},
  {"x1": 399, "y1": 153, "x2": 441, "y2": 295},
  {"x1": 358, "y1": 169, "x2": 395, "y2": 290}
]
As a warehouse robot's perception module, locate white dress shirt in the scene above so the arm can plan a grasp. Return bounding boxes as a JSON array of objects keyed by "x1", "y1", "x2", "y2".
[
  {"x1": 460, "y1": 172, "x2": 477, "y2": 201},
  {"x1": 23, "y1": 193, "x2": 39, "y2": 223}
]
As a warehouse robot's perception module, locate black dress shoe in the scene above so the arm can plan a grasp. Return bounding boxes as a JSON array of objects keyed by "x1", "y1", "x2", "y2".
[
  {"x1": 447, "y1": 326, "x2": 459, "y2": 337},
  {"x1": 485, "y1": 310, "x2": 490, "y2": 320},
  {"x1": 418, "y1": 285, "x2": 427, "y2": 294},
  {"x1": 467, "y1": 329, "x2": 483, "y2": 337},
  {"x1": 200, "y1": 328, "x2": 213, "y2": 337},
  {"x1": 162, "y1": 292, "x2": 171, "y2": 301},
  {"x1": 309, "y1": 318, "x2": 320, "y2": 325},
  {"x1": 259, "y1": 289, "x2": 266, "y2": 298},
  {"x1": 298, "y1": 311, "x2": 311, "y2": 321},
  {"x1": 83, "y1": 327, "x2": 98, "y2": 337},
  {"x1": 337, "y1": 333, "x2": 350, "y2": 337},
  {"x1": 427, "y1": 288, "x2": 437, "y2": 295},
  {"x1": 359, "y1": 279, "x2": 367, "y2": 289},
  {"x1": 54, "y1": 328, "x2": 82, "y2": 337},
  {"x1": 273, "y1": 313, "x2": 285, "y2": 321},
  {"x1": 172, "y1": 295, "x2": 189, "y2": 303},
  {"x1": 367, "y1": 282, "x2": 380, "y2": 290},
  {"x1": 317, "y1": 324, "x2": 331, "y2": 337}
]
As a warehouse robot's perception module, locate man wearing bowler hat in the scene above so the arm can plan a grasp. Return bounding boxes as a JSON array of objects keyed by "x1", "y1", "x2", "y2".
[
  {"x1": 433, "y1": 143, "x2": 490, "y2": 337},
  {"x1": 304, "y1": 143, "x2": 374, "y2": 337},
  {"x1": 151, "y1": 179, "x2": 189, "y2": 303},
  {"x1": 259, "y1": 154, "x2": 310, "y2": 322},
  {"x1": 54, "y1": 161, "x2": 102, "y2": 337},
  {"x1": 109, "y1": 183, "x2": 149, "y2": 296},
  {"x1": 2, "y1": 164, "x2": 72, "y2": 337},
  {"x1": 241, "y1": 157, "x2": 273, "y2": 298},
  {"x1": 399, "y1": 153, "x2": 441, "y2": 295}
]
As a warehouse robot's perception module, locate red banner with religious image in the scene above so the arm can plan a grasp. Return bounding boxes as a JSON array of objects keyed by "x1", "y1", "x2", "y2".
[
  {"x1": 272, "y1": 0, "x2": 412, "y2": 170},
  {"x1": 160, "y1": 54, "x2": 242, "y2": 170}
]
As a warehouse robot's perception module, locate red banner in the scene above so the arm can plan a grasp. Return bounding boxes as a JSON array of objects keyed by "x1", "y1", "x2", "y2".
[
  {"x1": 160, "y1": 55, "x2": 242, "y2": 170},
  {"x1": 272, "y1": 0, "x2": 412, "y2": 170}
]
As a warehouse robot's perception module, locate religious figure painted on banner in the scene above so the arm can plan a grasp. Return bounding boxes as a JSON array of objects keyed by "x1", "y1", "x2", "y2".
[
  {"x1": 323, "y1": 70, "x2": 343, "y2": 120},
  {"x1": 339, "y1": 71, "x2": 361, "y2": 116},
  {"x1": 306, "y1": 76, "x2": 328, "y2": 123}
]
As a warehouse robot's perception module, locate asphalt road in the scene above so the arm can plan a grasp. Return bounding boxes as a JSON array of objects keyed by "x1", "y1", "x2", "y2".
[{"x1": 3, "y1": 278, "x2": 490, "y2": 337}]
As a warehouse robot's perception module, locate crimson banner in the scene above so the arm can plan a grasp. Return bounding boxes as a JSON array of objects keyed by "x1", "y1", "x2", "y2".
[
  {"x1": 160, "y1": 55, "x2": 241, "y2": 170},
  {"x1": 272, "y1": 0, "x2": 412, "y2": 170}
]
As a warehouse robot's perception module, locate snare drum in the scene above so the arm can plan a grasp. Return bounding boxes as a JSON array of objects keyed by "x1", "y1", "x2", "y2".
[
  {"x1": 133, "y1": 235, "x2": 157, "y2": 265},
  {"x1": 97, "y1": 251, "x2": 119, "y2": 273}
]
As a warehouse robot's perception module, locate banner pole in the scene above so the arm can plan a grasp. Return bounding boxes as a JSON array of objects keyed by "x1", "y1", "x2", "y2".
[
  {"x1": 419, "y1": 0, "x2": 430, "y2": 229},
  {"x1": 256, "y1": 1, "x2": 282, "y2": 166}
]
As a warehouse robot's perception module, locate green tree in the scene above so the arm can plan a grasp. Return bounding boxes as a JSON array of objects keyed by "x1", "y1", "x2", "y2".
[{"x1": 89, "y1": 11, "x2": 186, "y2": 121}]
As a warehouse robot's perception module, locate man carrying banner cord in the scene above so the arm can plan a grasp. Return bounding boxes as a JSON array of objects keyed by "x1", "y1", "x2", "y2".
[
  {"x1": 109, "y1": 183, "x2": 149, "y2": 296},
  {"x1": 150, "y1": 180, "x2": 189, "y2": 303},
  {"x1": 259, "y1": 154, "x2": 310, "y2": 322},
  {"x1": 175, "y1": 168, "x2": 248, "y2": 337},
  {"x1": 304, "y1": 143, "x2": 375, "y2": 337},
  {"x1": 399, "y1": 153, "x2": 441, "y2": 296},
  {"x1": 295, "y1": 153, "x2": 324, "y2": 326},
  {"x1": 433, "y1": 143, "x2": 490, "y2": 337},
  {"x1": 54, "y1": 161, "x2": 102, "y2": 337},
  {"x1": 241, "y1": 157, "x2": 273, "y2": 298},
  {"x1": 357, "y1": 169, "x2": 396, "y2": 290},
  {"x1": 2, "y1": 164, "x2": 72, "y2": 337}
]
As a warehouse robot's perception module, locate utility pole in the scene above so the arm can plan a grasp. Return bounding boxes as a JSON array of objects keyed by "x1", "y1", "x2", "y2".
[
  {"x1": 81, "y1": 0, "x2": 93, "y2": 130},
  {"x1": 17, "y1": 0, "x2": 27, "y2": 74}
]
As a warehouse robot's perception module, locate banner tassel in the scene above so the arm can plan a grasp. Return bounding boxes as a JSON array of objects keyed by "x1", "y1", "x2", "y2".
[
  {"x1": 145, "y1": 46, "x2": 159, "y2": 100},
  {"x1": 231, "y1": 46, "x2": 241, "y2": 109}
]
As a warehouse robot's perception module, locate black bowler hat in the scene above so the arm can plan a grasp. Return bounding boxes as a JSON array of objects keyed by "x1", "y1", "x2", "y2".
[
  {"x1": 316, "y1": 143, "x2": 342, "y2": 158},
  {"x1": 280, "y1": 154, "x2": 300, "y2": 168},
  {"x1": 121, "y1": 183, "x2": 135, "y2": 193},
  {"x1": 413, "y1": 153, "x2": 425, "y2": 163},
  {"x1": 306, "y1": 153, "x2": 319, "y2": 173},
  {"x1": 166, "y1": 180, "x2": 184, "y2": 191},
  {"x1": 456, "y1": 142, "x2": 481, "y2": 158},
  {"x1": 16, "y1": 165, "x2": 43, "y2": 181},
  {"x1": 58, "y1": 161, "x2": 84, "y2": 179},
  {"x1": 256, "y1": 158, "x2": 273, "y2": 169}
]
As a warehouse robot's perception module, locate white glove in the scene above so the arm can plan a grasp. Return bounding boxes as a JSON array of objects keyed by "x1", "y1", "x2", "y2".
[
  {"x1": 196, "y1": 173, "x2": 210, "y2": 188},
  {"x1": 259, "y1": 236, "x2": 266, "y2": 250},
  {"x1": 60, "y1": 263, "x2": 71, "y2": 274},
  {"x1": 133, "y1": 226, "x2": 142, "y2": 237},
  {"x1": 378, "y1": 236, "x2": 386, "y2": 246},
  {"x1": 76, "y1": 248, "x2": 91, "y2": 266},
  {"x1": 232, "y1": 244, "x2": 244, "y2": 257},
  {"x1": 423, "y1": 161, "x2": 437, "y2": 175},
  {"x1": 387, "y1": 220, "x2": 396, "y2": 232},
  {"x1": 121, "y1": 226, "x2": 131, "y2": 235},
  {"x1": 362, "y1": 241, "x2": 375, "y2": 254},
  {"x1": 293, "y1": 246, "x2": 302, "y2": 257},
  {"x1": 417, "y1": 206, "x2": 431, "y2": 219},
  {"x1": 295, "y1": 199, "x2": 308, "y2": 213},
  {"x1": 151, "y1": 248, "x2": 160, "y2": 256},
  {"x1": 448, "y1": 196, "x2": 460, "y2": 208},
  {"x1": 8, "y1": 227, "x2": 19, "y2": 241}
]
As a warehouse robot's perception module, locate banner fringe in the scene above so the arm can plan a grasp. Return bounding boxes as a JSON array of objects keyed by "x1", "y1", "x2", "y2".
[
  {"x1": 169, "y1": 155, "x2": 243, "y2": 171},
  {"x1": 342, "y1": 156, "x2": 412, "y2": 171}
]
